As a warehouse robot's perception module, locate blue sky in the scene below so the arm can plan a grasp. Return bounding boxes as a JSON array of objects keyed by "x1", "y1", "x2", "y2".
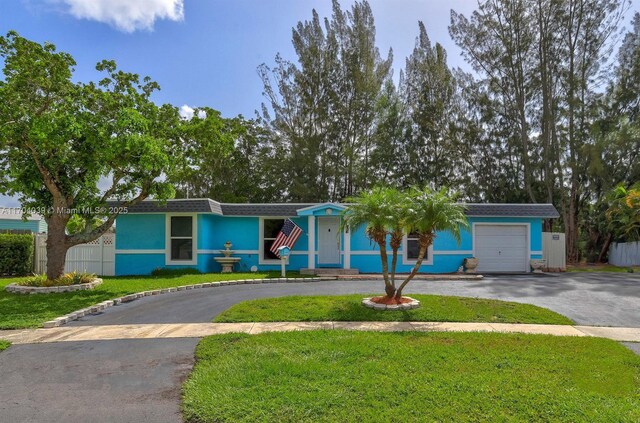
[
  {"x1": 1, "y1": 0, "x2": 639, "y2": 207},
  {"x1": 0, "y1": 0, "x2": 483, "y2": 119}
]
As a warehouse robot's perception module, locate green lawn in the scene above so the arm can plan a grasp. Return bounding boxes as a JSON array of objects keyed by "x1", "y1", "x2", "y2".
[
  {"x1": 0, "y1": 272, "x2": 306, "y2": 330},
  {"x1": 568, "y1": 264, "x2": 639, "y2": 273},
  {"x1": 0, "y1": 340, "x2": 10, "y2": 352},
  {"x1": 214, "y1": 294, "x2": 573, "y2": 325},
  {"x1": 182, "y1": 331, "x2": 640, "y2": 423}
]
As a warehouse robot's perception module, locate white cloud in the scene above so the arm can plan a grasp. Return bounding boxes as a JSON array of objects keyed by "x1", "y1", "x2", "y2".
[
  {"x1": 179, "y1": 104, "x2": 206, "y2": 120},
  {"x1": 57, "y1": 0, "x2": 184, "y2": 33},
  {"x1": 179, "y1": 104, "x2": 195, "y2": 120}
]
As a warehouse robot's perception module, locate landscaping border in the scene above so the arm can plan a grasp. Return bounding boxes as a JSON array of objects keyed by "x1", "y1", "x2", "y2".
[
  {"x1": 362, "y1": 296, "x2": 421, "y2": 310},
  {"x1": 5, "y1": 278, "x2": 103, "y2": 294},
  {"x1": 41, "y1": 277, "x2": 335, "y2": 328}
]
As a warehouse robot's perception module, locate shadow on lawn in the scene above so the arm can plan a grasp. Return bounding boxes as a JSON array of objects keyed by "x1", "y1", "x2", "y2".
[{"x1": 327, "y1": 298, "x2": 413, "y2": 321}]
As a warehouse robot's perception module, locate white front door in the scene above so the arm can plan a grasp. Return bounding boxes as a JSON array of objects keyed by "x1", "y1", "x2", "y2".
[
  {"x1": 318, "y1": 217, "x2": 341, "y2": 265},
  {"x1": 475, "y1": 224, "x2": 528, "y2": 272}
]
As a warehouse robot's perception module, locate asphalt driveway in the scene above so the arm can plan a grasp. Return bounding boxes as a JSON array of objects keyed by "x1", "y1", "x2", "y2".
[
  {"x1": 69, "y1": 272, "x2": 640, "y2": 328},
  {"x1": 1, "y1": 272, "x2": 639, "y2": 423}
]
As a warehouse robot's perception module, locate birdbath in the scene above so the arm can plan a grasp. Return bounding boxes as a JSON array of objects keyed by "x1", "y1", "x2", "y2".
[{"x1": 214, "y1": 241, "x2": 241, "y2": 273}]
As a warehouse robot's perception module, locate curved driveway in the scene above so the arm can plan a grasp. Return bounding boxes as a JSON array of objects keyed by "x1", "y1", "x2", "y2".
[
  {"x1": 1, "y1": 273, "x2": 639, "y2": 423},
  {"x1": 71, "y1": 272, "x2": 640, "y2": 328}
]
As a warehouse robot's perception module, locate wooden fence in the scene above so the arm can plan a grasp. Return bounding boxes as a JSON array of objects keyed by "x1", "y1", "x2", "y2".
[
  {"x1": 542, "y1": 232, "x2": 566, "y2": 271},
  {"x1": 34, "y1": 233, "x2": 116, "y2": 276},
  {"x1": 609, "y1": 241, "x2": 640, "y2": 267}
]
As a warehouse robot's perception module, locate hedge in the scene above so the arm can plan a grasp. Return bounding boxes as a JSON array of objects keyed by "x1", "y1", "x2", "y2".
[{"x1": 0, "y1": 233, "x2": 34, "y2": 276}]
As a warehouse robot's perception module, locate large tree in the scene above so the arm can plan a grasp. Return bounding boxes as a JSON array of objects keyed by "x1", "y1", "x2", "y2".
[
  {"x1": 259, "y1": 0, "x2": 392, "y2": 201},
  {"x1": 450, "y1": 0, "x2": 627, "y2": 262},
  {"x1": 0, "y1": 32, "x2": 180, "y2": 279},
  {"x1": 400, "y1": 22, "x2": 459, "y2": 188}
]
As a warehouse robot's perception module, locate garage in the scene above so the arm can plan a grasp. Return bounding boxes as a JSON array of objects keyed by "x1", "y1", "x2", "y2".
[{"x1": 474, "y1": 224, "x2": 528, "y2": 272}]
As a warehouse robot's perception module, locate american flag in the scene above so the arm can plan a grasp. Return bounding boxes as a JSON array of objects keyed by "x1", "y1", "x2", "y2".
[{"x1": 270, "y1": 218, "x2": 303, "y2": 257}]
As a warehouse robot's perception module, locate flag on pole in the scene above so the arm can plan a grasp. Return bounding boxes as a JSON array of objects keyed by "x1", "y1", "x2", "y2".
[{"x1": 270, "y1": 218, "x2": 303, "y2": 257}]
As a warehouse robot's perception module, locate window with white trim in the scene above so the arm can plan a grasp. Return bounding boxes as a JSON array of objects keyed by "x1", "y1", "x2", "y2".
[
  {"x1": 262, "y1": 218, "x2": 285, "y2": 261},
  {"x1": 170, "y1": 216, "x2": 193, "y2": 261},
  {"x1": 406, "y1": 231, "x2": 422, "y2": 261}
]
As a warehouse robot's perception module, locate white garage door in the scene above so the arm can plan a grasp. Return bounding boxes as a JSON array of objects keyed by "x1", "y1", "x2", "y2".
[{"x1": 475, "y1": 225, "x2": 528, "y2": 272}]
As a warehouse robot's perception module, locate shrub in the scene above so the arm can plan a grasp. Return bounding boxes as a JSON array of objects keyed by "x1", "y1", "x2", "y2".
[
  {"x1": 18, "y1": 271, "x2": 96, "y2": 287},
  {"x1": 18, "y1": 273, "x2": 48, "y2": 287},
  {"x1": 0, "y1": 233, "x2": 33, "y2": 276},
  {"x1": 150, "y1": 267, "x2": 202, "y2": 276}
]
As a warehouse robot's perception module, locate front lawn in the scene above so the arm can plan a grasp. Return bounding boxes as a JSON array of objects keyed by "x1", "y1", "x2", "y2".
[
  {"x1": 0, "y1": 340, "x2": 10, "y2": 352},
  {"x1": 568, "y1": 264, "x2": 640, "y2": 273},
  {"x1": 0, "y1": 272, "x2": 307, "y2": 330},
  {"x1": 182, "y1": 331, "x2": 640, "y2": 422},
  {"x1": 214, "y1": 294, "x2": 573, "y2": 325}
]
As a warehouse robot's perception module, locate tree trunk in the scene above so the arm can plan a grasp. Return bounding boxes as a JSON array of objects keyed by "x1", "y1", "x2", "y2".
[
  {"x1": 377, "y1": 240, "x2": 394, "y2": 296},
  {"x1": 389, "y1": 230, "x2": 403, "y2": 286},
  {"x1": 45, "y1": 215, "x2": 69, "y2": 280},
  {"x1": 598, "y1": 233, "x2": 612, "y2": 263}
]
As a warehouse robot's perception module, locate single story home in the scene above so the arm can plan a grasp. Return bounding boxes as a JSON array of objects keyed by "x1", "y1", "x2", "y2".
[
  {"x1": 111, "y1": 199, "x2": 559, "y2": 276},
  {"x1": 0, "y1": 207, "x2": 47, "y2": 233}
]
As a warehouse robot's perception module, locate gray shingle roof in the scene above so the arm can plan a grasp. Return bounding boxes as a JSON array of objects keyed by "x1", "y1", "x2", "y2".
[
  {"x1": 220, "y1": 203, "x2": 315, "y2": 216},
  {"x1": 464, "y1": 203, "x2": 559, "y2": 218},
  {"x1": 107, "y1": 199, "x2": 222, "y2": 215},
  {"x1": 109, "y1": 199, "x2": 559, "y2": 218}
]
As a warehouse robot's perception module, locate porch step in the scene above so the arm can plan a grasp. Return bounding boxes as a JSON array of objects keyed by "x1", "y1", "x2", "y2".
[{"x1": 300, "y1": 268, "x2": 360, "y2": 276}]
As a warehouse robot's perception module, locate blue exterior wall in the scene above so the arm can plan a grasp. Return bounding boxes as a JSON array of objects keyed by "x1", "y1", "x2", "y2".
[
  {"x1": 115, "y1": 212, "x2": 544, "y2": 275},
  {"x1": 0, "y1": 218, "x2": 47, "y2": 233},
  {"x1": 116, "y1": 214, "x2": 165, "y2": 250}
]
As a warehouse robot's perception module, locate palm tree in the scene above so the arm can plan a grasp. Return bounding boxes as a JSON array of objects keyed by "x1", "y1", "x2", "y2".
[
  {"x1": 341, "y1": 187, "x2": 404, "y2": 298},
  {"x1": 607, "y1": 183, "x2": 640, "y2": 242},
  {"x1": 394, "y1": 187, "x2": 468, "y2": 299}
]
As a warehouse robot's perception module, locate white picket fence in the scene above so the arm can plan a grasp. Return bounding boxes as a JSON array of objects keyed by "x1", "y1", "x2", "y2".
[
  {"x1": 34, "y1": 233, "x2": 116, "y2": 276},
  {"x1": 542, "y1": 232, "x2": 566, "y2": 271},
  {"x1": 609, "y1": 241, "x2": 640, "y2": 267}
]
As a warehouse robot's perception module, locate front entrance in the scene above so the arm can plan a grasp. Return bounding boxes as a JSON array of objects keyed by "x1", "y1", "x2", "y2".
[{"x1": 317, "y1": 217, "x2": 341, "y2": 266}]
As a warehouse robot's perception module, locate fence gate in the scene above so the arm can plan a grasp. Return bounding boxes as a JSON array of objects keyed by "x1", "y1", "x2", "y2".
[
  {"x1": 542, "y1": 232, "x2": 566, "y2": 271},
  {"x1": 35, "y1": 233, "x2": 115, "y2": 276}
]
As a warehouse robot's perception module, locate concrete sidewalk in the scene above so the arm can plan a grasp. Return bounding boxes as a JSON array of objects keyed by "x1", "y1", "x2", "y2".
[{"x1": 2, "y1": 321, "x2": 640, "y2": 344}]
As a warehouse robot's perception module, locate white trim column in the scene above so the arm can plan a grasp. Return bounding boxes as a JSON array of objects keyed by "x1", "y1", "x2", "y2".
[
  {"x1": 307, "y1": 215, "x2": 315, "y2": 269},
  {"x1": 343, "y1": 226, "x2": 351, "y2": 269}
]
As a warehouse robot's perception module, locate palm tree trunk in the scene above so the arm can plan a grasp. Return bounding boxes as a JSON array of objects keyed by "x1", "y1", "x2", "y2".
[
  {"x1": 390, "y1": 248, "x2": 399, "y2": 287},
  {"x1": 389, "y1": 231, "x2": 402, "y2": 287},
  {"x1": 378, "y1": 242, "x2": 395, "y2": 297}
]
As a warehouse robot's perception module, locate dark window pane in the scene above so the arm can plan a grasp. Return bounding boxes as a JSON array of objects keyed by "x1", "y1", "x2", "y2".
[
  {"x1": 407, "y1": 239, "x2": 421, "y2": 260},
  {"x1": 263, "y1": 240, "x2": 279, "y2": 260},
  {"x1": 171, "y1": 239, "x2": 193, "y2": 261},
  {"x1": 408, "y1": 230, "x2": 419, "y2": 238},
  {"x1": 171, "y1": 216, "x2": 192, "y2": 237},
  {"x1": 263, "y1": 219, "x2": 285, "y2": 238}
]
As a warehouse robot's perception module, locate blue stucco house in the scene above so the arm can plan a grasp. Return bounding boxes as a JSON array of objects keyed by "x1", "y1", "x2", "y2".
[
  {"x1": 0, "y1": 208, "x2": 47, "y2": 233},
  {"x1": 111, "y1": 199, "x2": 559, "y2": 276}
]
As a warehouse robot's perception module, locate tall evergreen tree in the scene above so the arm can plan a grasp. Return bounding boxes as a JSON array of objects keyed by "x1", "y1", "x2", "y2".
[
  {"x1": 400, "y1": 22, "x2": 458, "y2": 189},
  {"x1": 259, "y1": 0, "x2": 392, "y2": 201}
]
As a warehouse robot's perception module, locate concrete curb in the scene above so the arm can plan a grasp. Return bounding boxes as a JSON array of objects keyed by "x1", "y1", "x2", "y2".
[
  {"x1": 41, "y1": 277, "x2": 335, "y2": 328},
  {"x1": 336, "y1": 274, "x2": 484, "y2": 281}
]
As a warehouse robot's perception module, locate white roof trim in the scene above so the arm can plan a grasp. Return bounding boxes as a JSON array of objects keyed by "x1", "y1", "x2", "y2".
[{"x1": 295, "y1": 202, "x2": 347, "y2": 212}]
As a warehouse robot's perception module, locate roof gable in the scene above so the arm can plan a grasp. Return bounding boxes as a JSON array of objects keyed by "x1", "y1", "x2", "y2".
[{"x1": 296, "y1": 203, "x2": 347, "y2": 216}]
